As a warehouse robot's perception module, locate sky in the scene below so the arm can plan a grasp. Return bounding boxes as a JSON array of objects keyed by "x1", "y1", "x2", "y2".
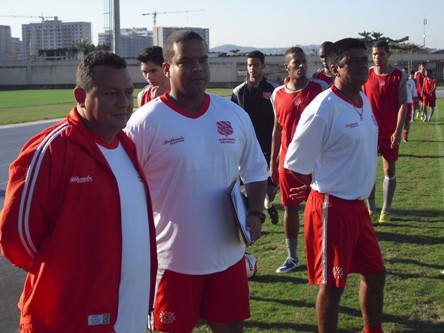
[{"x1": 2, "y1": 0, "x2": 443, "y2": 50}]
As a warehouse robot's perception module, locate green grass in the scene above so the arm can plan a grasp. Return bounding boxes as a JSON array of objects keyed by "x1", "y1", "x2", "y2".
[
  {"x1": 1, "y1": 90, "x2": 443, "y2": 332},
  {"x1": 0, "y1": 88, "x2": 232, "y2": 125}
]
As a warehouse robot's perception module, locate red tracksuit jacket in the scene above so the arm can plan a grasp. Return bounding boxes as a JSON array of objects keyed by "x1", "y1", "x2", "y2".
[{"x1": 0, "y1": 108, "x2": 158, "y2": 332}]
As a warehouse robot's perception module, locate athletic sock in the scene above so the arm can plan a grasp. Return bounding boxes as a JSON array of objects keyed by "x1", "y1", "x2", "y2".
[
  {"x1": 264, "y1": 194, "x2": 272, "y2": 209},
  {"x1": 429, "y1": 108, "x2": 435, "y2": 121},
  {"x1": 285, "y1": 238, "x2": 298, "y2": 261},
  {"x1": 381, "y1": 176, "x2": 396, "y2": 212},
  {"x1": 367, "y1": 184, "x2": 377, "y2": 213}
]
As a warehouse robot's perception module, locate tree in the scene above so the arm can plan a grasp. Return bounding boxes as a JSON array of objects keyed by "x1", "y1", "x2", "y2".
[
  {"x1": 72, "y1": 40, "x2": 110, "y2": 55},
  {"x1": 357, "y1": 31, "x2": 427, "y2": 54}
]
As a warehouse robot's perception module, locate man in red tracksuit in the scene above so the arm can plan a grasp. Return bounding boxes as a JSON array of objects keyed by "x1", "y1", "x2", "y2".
[{"x1": 0, "y1": 51, "x2": 158, "y2": 333}]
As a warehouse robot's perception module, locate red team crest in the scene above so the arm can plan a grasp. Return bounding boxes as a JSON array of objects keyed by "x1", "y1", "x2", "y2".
[
  {"x1": 217, "y1": 121, "x2": 234, "y2": 136},
  {"x1": 293, "y1": 98, "x2": 302, "y2": 107}
]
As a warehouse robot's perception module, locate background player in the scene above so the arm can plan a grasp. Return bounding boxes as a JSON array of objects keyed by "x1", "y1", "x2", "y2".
[
  {"x1": 270, "y1": 46, "x2": 328, "y2": 273},
  {"x1": 414, "y1": 62, "x2": 426, "y2": 120},
  {"x1": 403, "y1": 70, "x2": 418, "y2": 142},
  {"x1": 363, "y1": 40, "x2": 407, "y2": 223},
  {"x1": 136, "y1": 46, "x2": 170, "y2": 107},
  {"x1": 231, "y1": 50, "x2": 280, "y2": 224},
  {"x1": 312, "y1": 41, "x2": 334, "y2": 85},
  {"x1": 422, "y1": 69, "x2": 436, "y2": 122}
]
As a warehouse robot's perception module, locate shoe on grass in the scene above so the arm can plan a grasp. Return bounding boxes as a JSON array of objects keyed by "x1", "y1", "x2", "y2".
[
  {"x1": 267, "y1": 205, "x2": 279, "y2": 225},
  {"x1": 276, "y1": 257, "x2": 301, "y2": 273},
  {"x1": 369, "y1": 210, "x2": 379, "y2": 223},
  {"x1": 379, "y1": 211, "x2": 390, "y2": 223}
]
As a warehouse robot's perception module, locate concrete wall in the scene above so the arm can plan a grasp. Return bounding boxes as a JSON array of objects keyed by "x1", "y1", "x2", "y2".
[{"x1": 1, "y1": 53, "x2": 443, "y2": 90}]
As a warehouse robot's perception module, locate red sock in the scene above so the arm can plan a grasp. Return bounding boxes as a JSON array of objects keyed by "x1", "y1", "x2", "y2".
[
  {"x1": 403, "y1": 130, "x2": 408, "y2": 140},
  {"x1": 364, "y1": 325, "x2": 383, "y2": 333}
]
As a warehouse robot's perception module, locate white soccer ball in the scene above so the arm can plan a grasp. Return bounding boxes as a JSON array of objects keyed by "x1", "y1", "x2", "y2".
[{"x1": 244, "y1": 252, "x2": 257, "y2": 279}]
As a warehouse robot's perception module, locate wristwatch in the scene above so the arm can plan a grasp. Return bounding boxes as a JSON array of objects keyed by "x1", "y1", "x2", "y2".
[{"x1": 247, "y1": 210, "x2": 266, "y2": 223}]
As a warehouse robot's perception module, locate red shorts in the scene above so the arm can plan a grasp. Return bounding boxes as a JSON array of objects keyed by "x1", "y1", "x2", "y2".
[
  {"x1": 153, "y1": 258, "x2": 250, "y2": 332},
  {"x1": 406, "y1": 103, "x2": 413, "y2": 121},
  {"x1": 279, "y1": 172, "x2": 305, "y2": 206},
  {"x1": 423, "y1": 96, "x2": 436, "y2": 108},
  {"x1": 304, "y1": 191, "x2": 385, "y2": 288},
  {"x1": 378, "y1": 138, "x2": 399, "y2": 162}
]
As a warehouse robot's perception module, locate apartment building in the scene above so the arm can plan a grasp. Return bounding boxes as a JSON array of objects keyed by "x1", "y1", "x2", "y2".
[
  {"x1": 153, "y1": 26, "x2": 209, "y2": 48},
  {"x1": 99, "y1": 28, "x2": 153, "y2": 58},
  {"x1": 22, "y1": 17, "x2": 91, "y2": 58}
]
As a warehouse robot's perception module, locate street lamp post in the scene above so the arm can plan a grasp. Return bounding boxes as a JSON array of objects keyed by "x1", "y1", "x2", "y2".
[
  {"x1": 423, "y1": 18, "x2": 427, "y2": 48},
  {"x1": 113, "y1": 0, "x2": 120, "y2": 55}
]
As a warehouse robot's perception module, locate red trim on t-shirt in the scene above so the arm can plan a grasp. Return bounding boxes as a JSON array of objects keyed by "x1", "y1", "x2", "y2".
[
  {"x1": 331, "y1": 85, "x2": 363, "y2": 108},
  {"x1": 160, "y1": 92, "x2": 210, "y2": 119}
]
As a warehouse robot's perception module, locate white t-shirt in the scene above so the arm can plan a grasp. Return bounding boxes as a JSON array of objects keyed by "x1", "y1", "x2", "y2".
[
  {"x1": 98, "y1": 142, "x2": 151, "y2": 333},
  {"x1": 406, "y1": 78, "x2": 417, "y2": 103},
  {"x1": 126, "y1": 93, "x2": 269, "y2": 274},
  {"x1": 284, "y1": 88, "x2": 378, "y2": 200}
]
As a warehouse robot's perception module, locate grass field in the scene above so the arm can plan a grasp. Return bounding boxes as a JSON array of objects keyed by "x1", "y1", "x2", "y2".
[
  {"x1": 0, "y1": 90, "x2": 443, "y2": 332},
  {"x1": 0, "y1": 88, "x2": 232, "y2": 125}
]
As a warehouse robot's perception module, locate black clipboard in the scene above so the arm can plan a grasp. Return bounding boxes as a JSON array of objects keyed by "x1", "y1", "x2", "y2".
[{"x1": 227, "y1": 178, "x2": 253, "y2": 246}]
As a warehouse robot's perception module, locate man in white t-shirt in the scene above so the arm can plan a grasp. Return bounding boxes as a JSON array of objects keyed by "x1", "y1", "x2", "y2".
[
  {"x1": 284, "y1": 38, "x2": 386, "y2": 333},
  {"x1": 403, "y1": 69, "x2": 419, "y2": 141},
  {"x1": 126, "y1": 30, "x2": 268, "y2": 333}
]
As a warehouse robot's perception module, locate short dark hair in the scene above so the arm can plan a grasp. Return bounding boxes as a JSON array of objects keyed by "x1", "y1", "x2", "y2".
[
  {"x1": 320, "y1": 41, "x2": 333, "y2": 52},
  {"x1": 137, "y1": 46, "x2": 164, "y2": 66},
  {"x1": 76, "y1": 51, "x2": 127, "y2": 91},
  {"x1": 247, "y1": 50, "x2": 265, "y2": 64},
  {"x1": 284, "y1": 46, "x2": 305, "y2": 64},
  {"x1": 409, "y1": 70, "x2": 415, "y2": 76},
  {"x1": 372, "y1": 39, "x2": 390, "y2": 53},
  {"x1": 326, "y1": 38, "x2": 366, "y2": 69},
  {"x1": 163, "y1": 30, "x2": 207, "y2": 63}
]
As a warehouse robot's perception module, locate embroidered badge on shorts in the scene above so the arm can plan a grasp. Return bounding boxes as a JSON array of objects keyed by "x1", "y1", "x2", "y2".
[
  {"x1": 160, "y1": 311, "x2": 176, "y2": 324},
  {"x1": 332, "y1": 266, "x2": 344, "y2": 279}
]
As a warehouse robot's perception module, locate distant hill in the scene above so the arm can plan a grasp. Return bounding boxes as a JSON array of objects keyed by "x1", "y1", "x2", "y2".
[{"x1": 209, "y1": 44, "x2": 321, "y2": 56}]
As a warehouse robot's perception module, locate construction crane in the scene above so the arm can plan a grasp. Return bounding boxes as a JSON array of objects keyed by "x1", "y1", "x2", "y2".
[
  {"x1": 142, "y1": 9, "x2": 203, "y2": 27},
  {"x1": 0, "y1": 15, "x2": 56, "y2": 22}
]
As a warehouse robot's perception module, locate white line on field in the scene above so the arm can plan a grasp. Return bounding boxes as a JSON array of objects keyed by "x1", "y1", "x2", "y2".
[{"x1": 434, "y1": 119, "x2": 444, "y2": 209}]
